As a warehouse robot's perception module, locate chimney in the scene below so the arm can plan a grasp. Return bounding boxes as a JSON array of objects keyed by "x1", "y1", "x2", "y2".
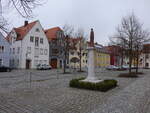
[{"x1": 24, "y1": 21, "x2": 28, "y2": 26}]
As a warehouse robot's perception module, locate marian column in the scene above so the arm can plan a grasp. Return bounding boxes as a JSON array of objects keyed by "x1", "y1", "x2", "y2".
[{"x1": 83, "y1": 28, "x2": 101, "y2": 83}]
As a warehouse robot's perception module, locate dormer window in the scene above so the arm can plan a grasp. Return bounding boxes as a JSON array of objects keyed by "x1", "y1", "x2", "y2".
[{"x1": 35, "y1": 28, "x2": 40, "y2": 32}]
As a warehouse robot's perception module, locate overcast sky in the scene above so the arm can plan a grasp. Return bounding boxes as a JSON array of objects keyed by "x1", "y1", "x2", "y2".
[{"x1": 4, "y1": 0, "x2": 150, "y2": 45}]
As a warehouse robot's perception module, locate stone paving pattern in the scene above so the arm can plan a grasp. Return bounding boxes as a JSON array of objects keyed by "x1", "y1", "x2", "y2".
[{"x1": 0, "y1": 69, "x2": 149, "y2": 113}]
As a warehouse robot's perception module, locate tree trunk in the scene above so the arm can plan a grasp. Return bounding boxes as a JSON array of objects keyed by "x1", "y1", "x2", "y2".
[
  {"x1": 129, "y1": 54, "x2": 132, "y2": 73},
  {"x1": 63, "y1": 54, "x2": 66, "y2": 74},
  {"x1": 129, "y1": 39, "x2": 132, "y2": 74},
  {"x1": 121, "y1": 49, "x2": 124, "y2": 68},
  {"x1": 136, "y1": 47, "x2": 139, "y2": 74},
  {"x1": 79, "y1": 39, "x2": 82, "y2": 72}
]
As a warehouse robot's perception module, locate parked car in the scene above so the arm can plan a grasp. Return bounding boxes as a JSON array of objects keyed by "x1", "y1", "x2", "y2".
[
  {"x1": 37, "y1": 64, "x2": 51, "y2": 70},
  {"x1": 122, "y1": 65, "x2": 136, "y2": 69},
  {"x1": 122, "y1": 65, "x2": 129, "y2": 69},
  {"x1": 43, "y1": 64, "x2": 52, "y2": 70},
  {"x1": 37, "y1": 64, "x2": 42, "y2": 70},
  {"x1": 106, "y1": 65, "x2": 119, "y2": 70},
  {"x1": 0, "y1": 66, "x2": 12, "y2": 72}
]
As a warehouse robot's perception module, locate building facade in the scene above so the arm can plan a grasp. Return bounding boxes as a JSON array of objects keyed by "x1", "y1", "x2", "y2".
[
  {"x1": 94, "y1": 43, "x2": 110, "y2": 68},
  {"x1": 45, "y1": 27, "x2": 65, "y2": 68},
  {"x1": 6, "y1": 20, "x2": 49, "y2": 69},
  {"x1": 69, "y1": 40, "x2": 110, "y2": 69},
  {"x1": 0, "y1": 33, "x2": 10, "y2": 67},
  {"x1": 106, "y1": 45, "x2": 122, "y2": 66},
  {"x1": 141, "y1": 44, "x2": 150, "y2": 68},
  {"x1": 69, "y1": 38, "x2": 88, "y2": 69}
]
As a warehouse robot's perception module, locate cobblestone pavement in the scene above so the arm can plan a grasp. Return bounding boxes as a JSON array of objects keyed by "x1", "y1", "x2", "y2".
[
  {"x1": 92, "y1": 70, "x2": 150, "y2": 113},
  {"x1": 0, "y1": 69, "x2": 149, "y2": 113}
]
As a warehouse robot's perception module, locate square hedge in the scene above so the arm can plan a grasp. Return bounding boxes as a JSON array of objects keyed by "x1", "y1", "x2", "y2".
[{"x1": 69, "y1": 77, "x2": 117, "y2": 92}]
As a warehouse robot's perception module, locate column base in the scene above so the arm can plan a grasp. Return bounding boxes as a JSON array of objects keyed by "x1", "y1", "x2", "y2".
[{"x1": 81, "y1": 78, "x2": 103, "y2": 83}]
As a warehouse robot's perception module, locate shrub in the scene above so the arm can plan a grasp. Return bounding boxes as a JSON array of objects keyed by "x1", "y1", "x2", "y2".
[
  {"x1": 69, "y1": 78, "x2": 117, "y2": 92},
  {"x1": 118, "y1": 72, "x2": 143, "y2": 78}
]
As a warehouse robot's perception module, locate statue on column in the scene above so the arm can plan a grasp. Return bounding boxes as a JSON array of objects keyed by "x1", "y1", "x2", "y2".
[{"x1": 90, "y1": 28, "x2": 94, "y2": 47}]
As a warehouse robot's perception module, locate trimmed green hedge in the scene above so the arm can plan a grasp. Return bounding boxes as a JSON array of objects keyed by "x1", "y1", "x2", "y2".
[{"x1": 69, "y1": 78, "x2": 118, "y2": 92}]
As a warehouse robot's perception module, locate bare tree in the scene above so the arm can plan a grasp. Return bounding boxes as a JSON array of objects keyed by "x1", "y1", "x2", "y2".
[
  {"x1": 110, "y1": 13, "x2": 149, "y2": 74},
  {"x1": 0, "y1": 0, "x2": 43, "y2": 33},
  {"x1": 62, "y1": 24, "x2": 74, "y2": 73},
  {"x1": 63, "y1": 24, "x2": 74, "y2": 37},
  {"x1": 75, "y1": 28, "x2": 87, "y2": 72},
  {"x1": 133, "y1": 29, "x2": 150, "y2": 73}
]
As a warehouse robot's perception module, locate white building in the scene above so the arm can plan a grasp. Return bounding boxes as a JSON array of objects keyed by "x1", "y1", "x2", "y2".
[
  {"x1": 0, "y1": 33, "x2": 10, "y2": 67},
  {"x1": 140, "y1": 44, "x2": 150, "y2": 68},
  {"x1": 6, "y1": 20, "x2": 49, "y2": 69}
]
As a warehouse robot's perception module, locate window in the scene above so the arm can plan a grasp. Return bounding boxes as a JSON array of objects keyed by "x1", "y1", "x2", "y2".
[
  {"x1": 35, "y1": 37, "x2": 39, "y2": 46},
  {"x1": 17, "y1": 59, "x2": 19, "y2": 67},
  {"x1": 39, "y1": 60, "x2": 42, "y2": 64},
  {"x1": 40, "y1": 38, "x2": 43, "y2": 44},
  {"x1": 35, "y1": 48, "x2": 39, "y2": 57},
  {"x1": 0, "y1": 46, "x2": 4, "y2": 53},
  {"x1": 52, "y1": 49, "x2": 59, "y2": 55},
  {"x1": 44, "y1": 49, "x2": 48, "y2": 55},
  {"x1": 35, "y1": 28, "x2": 40, "y2": 32},
  {"x1": 44, "y1": 60, "x2": 47, "y2": 64},
  {"x1": 146, "y1": 54, "x2": 149, "y2": 59},
  {"x1": 30, "y1": 36, "x2": 34, "y2": 42},
  {"x1": 13, "y1": 48, "x2": 15, "y2": 54},
  {"x1": 71, "y1": 51, "x2": 74, "y2": 55},
  {"x1": 40, "y1": 48, "x2": 43, "y2": 55},
  {"x1": 34, "y1": 60, "x2": 39, "y2": 66},
  {"x1": 27, "y1": 47, "x2": 31, "y2": 54},
  {"x1": 0, "y1": 59, "x2": 2, "y2": 66},
  {"x1": 17, "y1": 47, "x2": 20, "y2": 54}
]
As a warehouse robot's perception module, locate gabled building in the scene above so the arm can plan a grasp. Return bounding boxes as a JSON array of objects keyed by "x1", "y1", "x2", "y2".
[
  {"x1": 6, "y1": 20, "x2": 49, "y2": 69},
  {"x1": 69, "y1": 38, "x2": 88, "y2": 69},
  {"x1": 45, "y1": 27, "x2": 65, "y2": 68},
  {"x1": 0, "y1": 33, "x2": 10, "y2": 66},
  {"x1": 105, "y1": 45, "x2": 122, "y2": 66}
]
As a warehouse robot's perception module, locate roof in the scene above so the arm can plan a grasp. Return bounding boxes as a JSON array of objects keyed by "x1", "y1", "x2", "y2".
[
  {"x1": 6, "y1": 21, "x2": 37, "y2": 42},
  {"x1": 45, "y1": 27, "x2": 62, "y2": 41}
]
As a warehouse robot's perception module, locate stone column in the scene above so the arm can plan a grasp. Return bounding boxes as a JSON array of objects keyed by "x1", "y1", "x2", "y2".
[
  {"x1": 81, "y1": 28, "x2": 102, "y2": 83},
  {"x1": 86, "y1": 47, "x2": 97, "y2": 81}
]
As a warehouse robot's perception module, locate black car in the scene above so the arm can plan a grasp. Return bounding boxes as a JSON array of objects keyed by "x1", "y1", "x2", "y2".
[{"x1": 0, "y1": 66, "x2": 12, "y2": 72}]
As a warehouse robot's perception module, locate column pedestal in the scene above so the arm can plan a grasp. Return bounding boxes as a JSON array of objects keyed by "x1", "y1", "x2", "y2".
[{"x1": 82, "y1": 47, "x2": 102, "y2": 83}]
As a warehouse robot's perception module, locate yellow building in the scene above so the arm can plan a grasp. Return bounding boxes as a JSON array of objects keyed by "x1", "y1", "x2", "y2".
[
  {"x1": 94, "y1": 43, "x2": 110, "y2": 68},
  {"x1": 69, "y1": 40, "x2": 110, "y2": 69}
]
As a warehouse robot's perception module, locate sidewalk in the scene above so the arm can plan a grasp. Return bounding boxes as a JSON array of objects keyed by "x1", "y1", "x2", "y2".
[{"x1": 92, "y1": 73, "x2": 150, "y2": 113}]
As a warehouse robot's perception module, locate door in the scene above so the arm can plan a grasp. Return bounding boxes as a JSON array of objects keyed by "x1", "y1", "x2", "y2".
[
  {"x1": 50, "y1": 59, "x2": 57, "y2": 68},
  {"x1": 26, "y1": 60, "x2": 31, "y2": 69}
]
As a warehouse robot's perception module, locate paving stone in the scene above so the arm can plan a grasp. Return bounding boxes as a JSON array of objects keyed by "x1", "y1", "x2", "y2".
[{"x1": 0, "y1": 69, "x2": 148, "y2": 113}]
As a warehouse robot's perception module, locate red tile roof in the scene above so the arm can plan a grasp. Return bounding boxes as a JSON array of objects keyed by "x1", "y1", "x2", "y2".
[
  {"x1": 45, "y1": 27, "x2": 62, "y2": 41},
  {"x1": 6, "y1": 21, "x2": 37, "y2": 42}
]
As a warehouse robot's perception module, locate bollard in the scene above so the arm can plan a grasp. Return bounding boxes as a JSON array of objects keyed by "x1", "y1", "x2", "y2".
[
  {"x1": 29, "y1": 72, "x2": 32, "y2": 88},
  {"x1": 57, "y1": 69, "x2": 59, "y2": 79}
]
